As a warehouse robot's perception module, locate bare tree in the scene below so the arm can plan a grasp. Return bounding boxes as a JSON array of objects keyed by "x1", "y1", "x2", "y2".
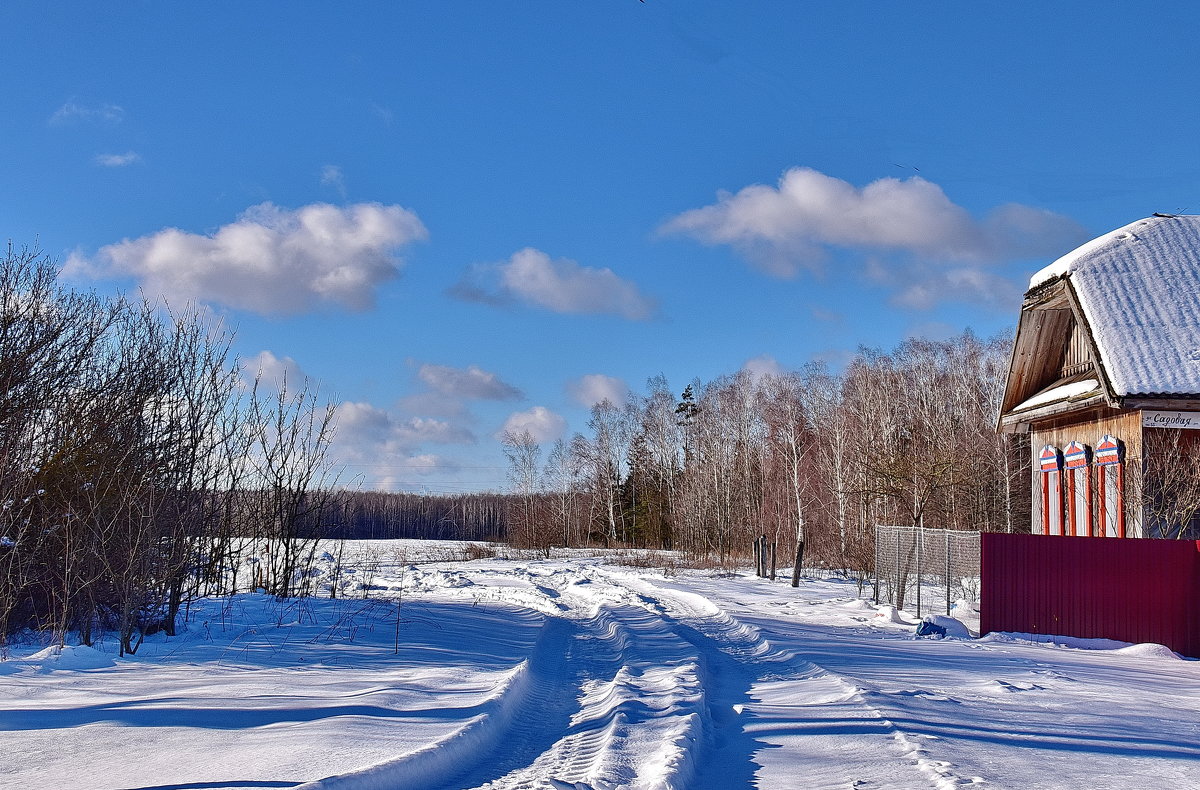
[{"x1": 502, "y1": 429, "x2": 547, "y2": 554}]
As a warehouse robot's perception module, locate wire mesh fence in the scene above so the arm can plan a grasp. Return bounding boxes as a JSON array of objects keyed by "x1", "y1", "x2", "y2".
[{"x1": 873, "y1": 525, "x2": 981, "y2": 618}]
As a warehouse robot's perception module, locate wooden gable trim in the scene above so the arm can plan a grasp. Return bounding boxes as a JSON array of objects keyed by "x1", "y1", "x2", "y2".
[
  {"x1": 1062, "y1": 278, "x2": 1120, "y2": 408},
  {"x1": 998, "y1": 302, "x2": 1074, "y2": 416},
  {"x1": 999, "y1": 393, "x2": 1108, "y2": 433},
  {"x1": 998, "y1": 275, "x2": 1122, "y2": 431}
]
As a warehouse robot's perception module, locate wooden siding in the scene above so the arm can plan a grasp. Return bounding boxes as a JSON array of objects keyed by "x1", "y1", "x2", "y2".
[
  {"x1": 1060, "y1": 320, "x2": 1091, "y2": 378},
  {"x1": 1029, "y1": 409, "x2": 1142, "y2": 537},
  {"x1": 1000, "y1": 307, "x2": 1074, "y2": 415}
]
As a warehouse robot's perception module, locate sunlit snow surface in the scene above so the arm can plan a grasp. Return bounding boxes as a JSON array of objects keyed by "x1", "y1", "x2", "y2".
[{"x1": 3, "y1": 540, "x2": 1199, "y2": 790}]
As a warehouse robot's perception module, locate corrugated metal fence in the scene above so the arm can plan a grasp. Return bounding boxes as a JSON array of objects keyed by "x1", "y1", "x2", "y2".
[
  {"x1": 980, "y1": 533, "x2": 1200, "y2": 657},
  {"x1": 873, "y1": 525, "x2": 981, "y2": 618}
]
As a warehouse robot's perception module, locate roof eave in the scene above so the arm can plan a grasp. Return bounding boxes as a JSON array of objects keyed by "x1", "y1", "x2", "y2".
[
  {"x1": 998, "y1": 392, "x2": 1108, "y2": 433},
  {"x1": 1120, "y1": 395, "x2": 1200, "y2": 411}
]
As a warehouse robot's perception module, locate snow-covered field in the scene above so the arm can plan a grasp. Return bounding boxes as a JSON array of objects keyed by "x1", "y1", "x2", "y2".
[{"x1": 3, "y1": 540, "x2": 1198, "y2": 790}]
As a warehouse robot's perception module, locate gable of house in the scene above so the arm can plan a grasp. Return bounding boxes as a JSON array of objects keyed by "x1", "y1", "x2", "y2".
[{"x1": 1000, "y1": 214, "x2": 1200, "y2": 430}]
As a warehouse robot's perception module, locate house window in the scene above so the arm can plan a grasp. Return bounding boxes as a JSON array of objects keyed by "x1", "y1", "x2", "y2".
[
  {"x1": 1063, "y1": 441, "x2": 1092, "y2": 536},
  {"x1": 1039, "y1": 445, "x2": 1064, "y2": 535},
  {"x1": 1094, "y1": 434, "x2": 1124, "y2": 538}
]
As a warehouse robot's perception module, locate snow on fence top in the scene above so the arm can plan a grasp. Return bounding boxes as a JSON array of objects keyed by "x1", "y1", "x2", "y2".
[{"x1": 1029, "y1": 214, "x2": 1200, "y2": 397}]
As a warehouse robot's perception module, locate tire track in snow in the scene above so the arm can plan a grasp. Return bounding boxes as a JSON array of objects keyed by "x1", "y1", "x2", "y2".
[
  {"x1": 299, "y1": 562, "x2": 975, "y2": 789},
  {"x1": 460, "y1": 570, "x2": 713, "y2": 790},
  {"x1": 611, "y1": 571, "x2": 975, "y2": 789}
]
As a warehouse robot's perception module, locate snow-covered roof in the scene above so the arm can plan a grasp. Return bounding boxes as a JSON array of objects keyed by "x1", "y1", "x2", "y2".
[
  {"x1": 1028, "y1": 215, "x2": 1200, "y2": 397},
  {"x1": 1011, "y1": 378, "x2": 1099, "y2": 414}
]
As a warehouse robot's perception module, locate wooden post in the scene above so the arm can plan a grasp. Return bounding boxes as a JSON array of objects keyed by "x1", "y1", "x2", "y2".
[
  {"x1": 1055, "y1": 470, "x2": 1065, "y2": 536},
  {"x1": 1117, "y1": 462, "x2": 1127, "y2": 538},
  {"x1": 1098, "y1": 465, "x2": 1107, "y2": 537},
  {"x1": 1085, "y1": 464, "x2": 1094, "y2": 537},
  {"x1": 769, "y1": 542, "x2": 777, "y2": 581},
  {"x1": 1041, "y1": 472, "x2": 1051, "y2": 535},
  {"x1": 1070, "y1": 468, "x2": 1080, "y2": 535}
]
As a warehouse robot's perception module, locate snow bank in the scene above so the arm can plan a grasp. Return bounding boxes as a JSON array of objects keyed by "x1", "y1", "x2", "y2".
[
  {"x1": 24, "y1": 644, "x2": 115, "y2": 671},
  {"x1": 874, "y1": 605, "x2": 913, "y2": 625},
  {"x1": 1114, "y1": 642, "x2": 1183, "y2": 660},
  {"x1": 292, "y1": 660, "x2": 534, "y2": 790},
  {"x1": 982, "y1": 632, "x2": 1184, "y2": 659}
]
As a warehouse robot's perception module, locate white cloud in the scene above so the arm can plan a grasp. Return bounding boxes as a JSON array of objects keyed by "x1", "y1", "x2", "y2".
[
  {"x1": 331, "y1": 401, "x2": 474, "y2": 490},
  {"x1": 660, "y1": 167, "x2": 1088, "y2": 304},
  {"x1": 320, "y1": 165, "x2": 347, "y2": 197},
  {"x1": 341, "y1": 452, "x2": 462, "y2": 491},
  {"x1": 741, "y1": 355, "x2": 784, "y2": 382},
  {"x1": 94, "y1": 151, "x2": 141, "y2": 167},
  {"x1": 49, "y1": 100, "x2": 124, "y2": 125},
  {"x1": 67, "y1": 202, "x2": 428, "y2": 315},
  {"x1": 889, "y1": 264, "x2": 1022, "y2": 311},
  {"x1": 452, "y1": 247, "x2": 656, "y2": 320},
  {"x1": 397, "y1": 390, "x2": 470, "y2": 419},
  {"x1": 417, "y1": 363, "x2": 523, "y2": 401},
  {"x1": 497, "y1": 406, "x2": 567, "y2": 444},
  {"x1": 240, "y1": 350, "x2": 307, "y2": 390},
  {"x1": 568, "y1": 374, "x2": 629, "y2": 407},
  {"x1": 336, "y1": 401, "x2": 475, "y2": 449}
]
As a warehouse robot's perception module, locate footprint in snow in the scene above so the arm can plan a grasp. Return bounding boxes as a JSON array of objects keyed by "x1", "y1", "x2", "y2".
[
  {"x1": 1033, "y1": 668, "x2": 1076, "y2": 682},
  {"x1": 990, "y1": 679, "x2": 1044, "y2": 693}
]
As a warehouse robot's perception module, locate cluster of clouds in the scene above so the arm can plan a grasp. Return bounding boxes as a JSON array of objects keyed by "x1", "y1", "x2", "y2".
[
  {"x1": 241, "y1": 350, "x2": 307, "y2": 390},
  {"x1": 94, "y1": 151, "x2": 141, "y2": 168},
  {"x1": 450, "y1": 247, "x2": 656, "y2": 321},
  {"x1": 67, "y1": 162, "x2": 1081, "y2": 319},
  {"x1": 49, "y1": 100, "x2": 143, "y2": 169},
  {"x1": 661, "y1": 166, "x2": 1088, "y2": 308},
  {"x1": 497, "y1": 406, "x2": 568, "y2": 444},
  {"x1": 65, "y1": 152, "x2": 1089, "y2": 490},
  {"x1": 237, "y1": 350, "x2": 631, "y2": 488},
  {"x1": 567, "y1": 374, "x2": 630, "y2": 408},
  {"x1": 68, "y1": 202, "x2": 428, "y2": 314},
  {"x1": 242, "y1": 351, "x2": 584, "y2": 489},
  {"x1": 49, "y1": 100, "x2": 125, "y2": 126},
  {"x1": 417, "y1": 363, "x2": 524, "y2": 401}
]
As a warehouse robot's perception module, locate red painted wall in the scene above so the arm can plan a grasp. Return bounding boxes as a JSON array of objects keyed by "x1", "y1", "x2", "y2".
[{"x1": 980, "y1": 533, "x2": 1200, "y2": 657}]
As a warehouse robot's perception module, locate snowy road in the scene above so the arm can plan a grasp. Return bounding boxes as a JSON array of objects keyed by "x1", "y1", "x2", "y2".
[{"x1": 2, "y1": 545, "x2": 1199, "y2": 789}]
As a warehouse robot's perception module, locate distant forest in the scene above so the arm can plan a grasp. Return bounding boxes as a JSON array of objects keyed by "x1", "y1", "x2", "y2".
[
  {"x1": 323, "y1": 492, "x2": 509, "y2": 542},
  {"x1": 0, "y1": 245, "x2": 1028, "y2": 651},
  {"x1": 496, "y1": 330, "x2": 1032, "y2": 577}
]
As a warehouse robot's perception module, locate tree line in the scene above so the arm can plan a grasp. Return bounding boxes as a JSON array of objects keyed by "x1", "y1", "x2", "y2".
[
  {"x1": 502, "y1": 331, "x2": 1030, "y2": 577},
  {"x1": 0, "y1": 243, "x2": 1027, "y2": 651},
  {"x1": 0, "y1": 247, "x2": 341, "y2": 654}
]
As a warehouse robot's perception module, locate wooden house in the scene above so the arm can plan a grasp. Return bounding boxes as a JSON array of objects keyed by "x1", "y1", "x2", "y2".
[{"x1": 998, "y1": 214, "x2": 1200, "y2": 539}]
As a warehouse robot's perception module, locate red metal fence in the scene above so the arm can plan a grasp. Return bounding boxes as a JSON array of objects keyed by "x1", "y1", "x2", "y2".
[{"x1": 980, "y1": 533, "x2": 1200, "y2": 657}]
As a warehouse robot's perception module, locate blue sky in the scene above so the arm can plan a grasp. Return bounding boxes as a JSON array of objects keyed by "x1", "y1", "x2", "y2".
[{"x1": 4, "y1": 2, "x2": 1199, "y2": 492}]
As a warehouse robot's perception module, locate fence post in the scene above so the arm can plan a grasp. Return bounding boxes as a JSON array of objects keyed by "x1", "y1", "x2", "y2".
[
  {"x1": 945, "y1": 531, "x2": 952, "y2": 615},
  {"x1": 894, "y1": 528, "x2": 900, "y2": 606},
  {"x1": 873, "y1": 525, "x2": 880, "y2": 604},
  {"x1": 770, "y1": 542, "x2": 777, "y2": 581},
  {"x1": 915, "y1": 527, "x2": 922, "y2": 618}
]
